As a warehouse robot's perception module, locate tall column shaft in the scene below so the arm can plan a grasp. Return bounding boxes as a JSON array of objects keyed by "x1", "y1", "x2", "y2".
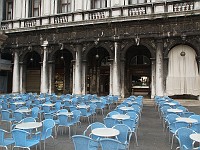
[
  {"x1": 74, "y1": 44, "x2": 82, "y2": 95},
  {"x1": 48, "y1": 63, "x2": 53, "y2": 94},
  {"x1": 13, "y1": 0, "x2": 22, "y2": 19},
  {"x1": 109, "y1": 63, "x2": 113, "y2": 95},
  {"x1": 40, "y1": 46, "x2": 49, "y2": 93},
  {"x1": 74, "y1": 0, "x2": 83, "y2": 11},
  {"x1": 151, "y1": 59, "x2": 156, "y2": 98},
  {"x1": 112, "y1": 42, "x2": 121, "y2": 97},
  {"x1": 155, "y1": 40, "x2": 164, "y2": 96},
  {"x1": 43, "y1": 0, "x2": 51, "y2": 15},
  {"x1": 12, "y1": 50, "x2": 20, "y2": 93},
  {"x1": 81, "y1": 61, "x2": 86, "y2": 95},
  {"x1": 19, "y1": 62, "x2": 26, "y2": 93},
  {"x1": 120, "y1": 60, "x2": 125, "y2": 98}
]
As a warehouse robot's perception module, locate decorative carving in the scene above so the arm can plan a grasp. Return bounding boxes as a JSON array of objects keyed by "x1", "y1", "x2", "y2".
[
  {"x1": 149, "y1": 40, "x2": 156, "y2": 50},
  {"x1": 135, "y1": 35, "x2": 140, "y2": 46},
  {"x1": 121, "y1": 41, "x2": 129, "y2": 50}
]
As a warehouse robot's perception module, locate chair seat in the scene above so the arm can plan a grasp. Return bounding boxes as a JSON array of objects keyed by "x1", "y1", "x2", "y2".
[
  {"x1": 89, "y1": 140, "x2": 99, "y2": 150},
  {"x1": 4, "y1": 138, "x2": 15, "y2": 146},
  {"x1": 118, "y1": 143, "x2": 127, "y2": 150},
  {"x1": 24, "y1": 139, "x2": 40, "y2": 147}
]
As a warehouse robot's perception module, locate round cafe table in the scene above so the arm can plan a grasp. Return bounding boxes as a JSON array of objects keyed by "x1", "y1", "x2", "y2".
[
  {"x1": 42, "y1": 103, "x2": 55, "y2": 107},
  {"x1": 190, "y1": 133, "x2": 200, "y2": 143},
  {"x1": 15, "y1": 122, "x2": 42, "y2": 130},
  {"x1": 164, "y1": 102, "x2": 177, "y2": 106},
  {"x1": 176, "y1": 117, "x2": 198, "y2": 124},
  {"x1": 92, "y1": 128, "x2": 119, "y2": 138},
  {"x1": 90, "y1": 100, "x2": 100, "y2": 103},
  {"x1": 167, "y1": 109, "x2": 183, "y2": 113},
  {"x1": 77, "y1": 105, "x2": 90, "y2": 109},
  {"x1": 57, "y1": 112, "x2": 73, "y2": 116},
  {"x1": 13, "y1": 101, "x2": 25, "y2": 105},
  {"x1": 112, "y1": 114, "x2": 130, "y2": 120},
  {"x1": 15, "y1": 108, "x2": 31, "y2": 113},
  {"x1": 119, "y1": 107, "x2": 134, "y2": 111}
]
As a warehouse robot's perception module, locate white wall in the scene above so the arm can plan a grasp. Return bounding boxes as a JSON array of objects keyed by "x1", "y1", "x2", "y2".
[{"x1": 0, "y1": 0, "x2": 3, "y2": 22}]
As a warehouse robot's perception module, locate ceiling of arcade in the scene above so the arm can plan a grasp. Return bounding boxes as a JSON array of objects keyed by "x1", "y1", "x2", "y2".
[{"x1": 1, "y1": 15, "x2": 200, "y2": 59}]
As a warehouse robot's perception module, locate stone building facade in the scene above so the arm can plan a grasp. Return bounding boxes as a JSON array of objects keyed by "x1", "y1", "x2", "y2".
[{"x1": 0, "y1": 0, "x2": 200, "y2": 98}]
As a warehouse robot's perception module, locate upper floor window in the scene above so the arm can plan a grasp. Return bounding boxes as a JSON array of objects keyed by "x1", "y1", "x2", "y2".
[
  {"x1": 91, "y1": 0, "x2": 107, "y2": 9},
  {"x1": 128, "y1": 0, "x2": 146, "y2": 5},
  {"x1": 58, "y1": 0, "x2": 71, "y2": 13},
  {"x1": 32, "y1": 0, "x2": 41, "y2": 17},
  {"x1": 28, "y1": 0, "x2": 40, "y2": 17},
  {"x1": 5, "y1": 0, "x2": 13, "y2": 20}
]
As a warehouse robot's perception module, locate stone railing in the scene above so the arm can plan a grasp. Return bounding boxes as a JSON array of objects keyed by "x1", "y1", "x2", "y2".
[
  {"x1": 174, "y1": 2, "x2": 194, "y2": 12},
  {"x1": 1, "y1": 1, "x2": 200, "y2": 32},
  {"x1": 129, "y1": 7, "x2": 146, "y2": 16}
]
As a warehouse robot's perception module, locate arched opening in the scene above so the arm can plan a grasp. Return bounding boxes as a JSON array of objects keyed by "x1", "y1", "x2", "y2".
[
  {"x1": 25, "y1": 51, "x2": 41, "y2": 93},
  {"x1": 53, "y1": 49, "x2": 73, "y2": 95},
  {"x1": 0, "y1": 53, "x2": 12, "y2": 93},
  {"x1": 86, "y1": 47, "x2": 110, "y2": 95},
  {"x1": 125, "y1": 45, "x2": 151, "y2": 97},
  {"x1": 166, "y1": 44, "x2": 200, "y2": 98}
]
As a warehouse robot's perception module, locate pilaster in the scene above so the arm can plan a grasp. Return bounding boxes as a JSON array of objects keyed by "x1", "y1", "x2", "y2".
[
  {"x1": 48, "y1": 61, "x2": 54, "y2": 94},
  {"x1": 109, "y1": 61, "x2": 113, "y2": 95},
  {"x1": 12, "y1": 50, "x2": 20, "y2": 93},
  {"x1": 82, "y1": 60, "x2": 87, "y2": 95},
  {"x1": 40, "y1": 40, "x2": 49, "y2": 94},
  {"x1": 112, "y1": 41, "x2": 121, "y2": 97},
  {"x1": 155, "y1": 39, "x2": 164, "y2": 96},
  {"x1": 19, "y1": 61, "x2": 26, "y2": 93},
  {"x1": 74, "y1": 44, "x2": 82, "y2": 95},
  {"x1": 151, "y1": 58, "x2": 156, "y2": 98},
  {"x1": 120, "y1": 59, "x2": 125, "y2": 98}
]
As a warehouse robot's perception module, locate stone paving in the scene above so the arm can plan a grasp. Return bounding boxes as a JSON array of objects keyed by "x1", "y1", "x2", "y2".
[{"x1": 1, "y1": 98, "x2": 200, "y2": 150}]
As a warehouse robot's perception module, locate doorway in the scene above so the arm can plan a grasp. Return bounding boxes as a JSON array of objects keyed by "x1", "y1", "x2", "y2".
[{"x1": 125, "y1": 45, "x2": 151, "y2": 97}]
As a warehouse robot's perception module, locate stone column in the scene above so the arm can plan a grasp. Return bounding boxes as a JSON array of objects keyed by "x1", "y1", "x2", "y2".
[
  {"x1": 74, "y1": 44, "x2": 82, "y2": 95},
  {"x1": 48, "y1": 61, "x2": 53, "y2": 94},
  {"x1": 112, "y1": 42, "x2": 121, "y2": 97},
  {"x1": 96, "y1": 67, "x2": 100, "y2": 95},
  {"x1": 85, "y1": 0, "x2": 91, "y2": 10},
  {"x1": 151, "y1": 58, "x2": 156, "y2": 98},
  {"x1": 120, "y1": 59, "x2": 125, "y2": 98},
  {"x1": 155, "y1": 39, "x2": 164, "y2": 96},
  {"x1": 43, "y1": 0, "x2": 51, "y2": 15},
  {"x1": 111, "y1": 0, "x2": 120, "y2": 6},
  {"x1": 21, "y1": 0, "x2": 29, "y2": 18},
  {"x1": 197, "y1": 57, "x2": 200, "y2": 100},
  {"x1": 124, "y1": 0, "x2": 129, "y2": 5},
  {"x1": 107, "y1": 0, "x2": 111, "y2": 7},
  {"x1": 12, "y1": 50, "x2": 20, "y2": 93},
  {"x1": 0, "y1": 1, "x2": 3, "y2": 22},
  {"x1": 13, "y1": 0, "x2": 22, "y2": 19},
  {"x1": 74, "y1": 0, "x2": 83, "y2": 11},
  {"x1": 197, "y1": 57, "x2": 200, "y2": 75},
  {"x1": 81, "y1": 60, "x2": 86, "y2": 95},
  {"x1": 51, "y1": 0, "x2": 57, "y2": 15},
  {"x1": 19, "y1": 62, "x2": 26, "y2": 93},
  {"x1": 72, "y1": 60, "x2": 75, "y2": 94},
  {"x1": 40, "y1": 41, "x2": 49, "y2": 94},
  {"x1": 109, "y1": 61, "x2": 113, "y2": 95}
]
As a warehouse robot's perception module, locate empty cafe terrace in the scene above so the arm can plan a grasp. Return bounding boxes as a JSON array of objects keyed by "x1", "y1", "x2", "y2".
[{"x1": 0, "y1": 93, "x2": 200, "y2": 150}]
